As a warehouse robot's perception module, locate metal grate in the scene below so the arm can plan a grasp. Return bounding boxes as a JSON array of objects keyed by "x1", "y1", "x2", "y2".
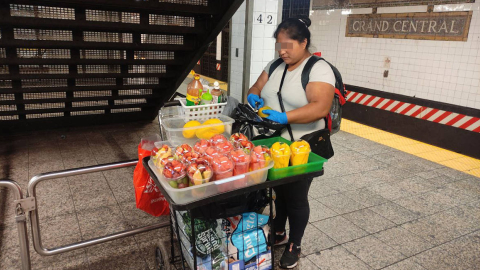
[
  {"x1": 158, "y1": 0, "x2": 208, "y2": 6},
  {"x1": 14, "y1": 28, "x2": 73, "y2": 41},
  {"x1": 119, "y1": 89, "x2": 152, "y2": 95},
  {"x1": 84, "y1": 32, "x2": 132, "y2": 43},
  {"x1": 134, "y1": 51, "x2": 174, "y2": 60},
  {"x1": 149, "y1": 14, "x2": 195, "y2": 27},
  {"x1": 128, "y1": 65, "x2": 166, "y2": 73},
  {"x1": 0, "y1": 65, "x2": 9, "y2": 74},
  {"x1": 141, "y1": 34, "x2": 183, "y2": 44},
  {"x1": 74, "y1": 90, "x2": 112, "y2": 97},
  {"x1": 0, "y1": 94, "x2": 15, "y2": 100},
  {"x1": 24, "y1": 92, "x2": 66, "y2": 99},
  {"x1": 86, "y1": 10, "x2": 140, "y2": 24},
  {"x1": 72, "y1": 100, "x2": 109, "y2": 107},
  {"x1": 77, "y1": 65, "x2": 121, "y2": 74},
  {"x1": 10, "y1": 4, "x2": 75, "y2": 20},
  {"x1": 123, "y1": 77, "x2": 158, "y2": 85},
  {"x1": 19, "y1": 65, "x2": 69, "y2": 74},
  {"x1": 71, "y1": 110, "x2": 105, "y2": 116},
  {"x1": 26, "y1": 112, "x2": 63, "y2": 119},
  {"x1": 76, "y1": 78, "x2": 116, "y2": 86},
  {"x1": 22, "y1": 79, "x2": 68, "y2": 87},
  {"x1": 17, "y1": 48, "x2": 71, "y2": 59},
  {"x1": 0, "y1": 80, "x2": 12, "y2": 88},
  {"x1": 0, "y1": 105, "x2": 17, "y2": 111},
  {"x1": 111, "y1": 107, "x2": 141, "y2": 113},
  {"x1": 24, "y1": 102, "x2": 65, "y2": 110},
  {"x1": 80, "y1": 50, "x2": 125, "y2": 59},
  {"x1": 114, "y1": 98, "x2": 146, "y2": 105},
  {"x1": 0, "y1": 48, "x2": 5, "y2": 58}
]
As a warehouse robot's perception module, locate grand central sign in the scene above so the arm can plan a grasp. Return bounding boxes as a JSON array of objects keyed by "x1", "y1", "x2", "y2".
[
  {"x1": 313, "y1": 0, "x2": 475, "y2": 10},
  {"x1": 346, "y1": 12, "x2": 472, "y2": 41}
]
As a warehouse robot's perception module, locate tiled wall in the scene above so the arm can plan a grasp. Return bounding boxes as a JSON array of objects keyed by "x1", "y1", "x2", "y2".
[
  {"x1": 310, "y1": 3, "x2": 480, "y2": 110},
  {"x1": 229, "y1": 1, "x2": 246, "y2": 102}
]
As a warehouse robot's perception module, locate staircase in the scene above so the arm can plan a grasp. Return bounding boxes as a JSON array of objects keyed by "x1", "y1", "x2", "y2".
[{"x1": 0, "y1": 0, "x2": 243, "y2": 131}]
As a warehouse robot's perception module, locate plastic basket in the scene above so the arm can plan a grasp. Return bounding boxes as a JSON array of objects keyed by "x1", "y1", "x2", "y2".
[
  {"x1": 251, "y1": 137, "x2": 328, "y2": 180},
  {"x1": 177, "y1": 98, "x2": 227, "y2": 121}
]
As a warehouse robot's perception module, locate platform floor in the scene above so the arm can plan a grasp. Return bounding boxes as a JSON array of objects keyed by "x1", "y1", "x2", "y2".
[{"x1": 1, "y1": 117, "x2": 479, "y2": 270}]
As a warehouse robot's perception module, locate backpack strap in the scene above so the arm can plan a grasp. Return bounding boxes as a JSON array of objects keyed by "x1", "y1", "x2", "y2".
[
  {"x1": 301, "y1": 55, "x2": 323, "y2": 91},
  {"x1": 268, "y1": 58, "x2": 284, "y2": 78}
]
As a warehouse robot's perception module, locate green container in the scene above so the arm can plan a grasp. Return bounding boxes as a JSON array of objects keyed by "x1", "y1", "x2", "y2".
[{"x1": 252, "y1": 137, "x2": 327, "y2": 180}]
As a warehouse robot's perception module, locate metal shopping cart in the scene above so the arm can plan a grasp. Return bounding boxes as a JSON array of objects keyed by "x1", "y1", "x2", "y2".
[{"x1": 145, "y1": 100, "x2": 326, "y2": 270}]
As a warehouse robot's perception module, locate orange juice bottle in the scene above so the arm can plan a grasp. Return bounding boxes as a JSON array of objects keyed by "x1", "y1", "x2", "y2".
[{"x1": 186, "y1": 74, "x2": 202, "y2": 106}]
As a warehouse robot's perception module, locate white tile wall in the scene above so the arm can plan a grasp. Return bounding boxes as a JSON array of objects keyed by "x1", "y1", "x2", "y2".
[{"x1": 310, "y1": 2, "x2": 480, "y2": 110}]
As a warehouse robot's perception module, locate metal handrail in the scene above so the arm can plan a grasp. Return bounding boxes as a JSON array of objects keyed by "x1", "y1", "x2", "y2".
[
  {"x1": 27, "y1": 160, "x2": 169, "y2": 256},
  {"x1": 0, "y1": 180, "x2": 31, "y2": 270}
]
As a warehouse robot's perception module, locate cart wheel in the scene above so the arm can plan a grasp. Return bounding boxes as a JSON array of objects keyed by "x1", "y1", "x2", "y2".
[{"x1": 155, "y1": 243, "x2": 171, "y2": 270}]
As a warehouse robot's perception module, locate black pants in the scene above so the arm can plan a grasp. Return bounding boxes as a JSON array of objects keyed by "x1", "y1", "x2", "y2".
[{"x1": 273, "y1": 177, "x2": 313, "y2": 247}]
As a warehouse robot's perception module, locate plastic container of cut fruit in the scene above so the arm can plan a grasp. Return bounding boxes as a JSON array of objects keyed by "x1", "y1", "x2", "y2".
[
  {"x1": 161, "y1": 114, "x2": 234, "y2": 146},
  {"x1": 148, "y1": 159, "x2": 273, "y2": 205},
  {"x1": 252, "y1": 136, "x2": 327, "y2": 180}
]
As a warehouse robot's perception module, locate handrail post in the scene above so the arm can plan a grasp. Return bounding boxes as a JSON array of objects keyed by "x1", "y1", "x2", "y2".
[{"x1": 0, "y1": 180, "x2": 31, "y2": 270}]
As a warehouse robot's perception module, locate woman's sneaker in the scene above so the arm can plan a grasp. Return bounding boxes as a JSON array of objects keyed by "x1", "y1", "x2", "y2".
[{"x1": 279, "y1": 243, "x2": 301, "y2": 269}]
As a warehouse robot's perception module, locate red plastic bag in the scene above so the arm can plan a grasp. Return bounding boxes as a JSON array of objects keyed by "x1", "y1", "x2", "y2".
[{"x1": 133, "y1": 136, "x2": 170, "y2": 216}]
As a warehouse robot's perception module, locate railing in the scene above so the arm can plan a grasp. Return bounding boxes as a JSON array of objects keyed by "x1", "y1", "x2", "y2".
[{"x1": 1, "y1": 160, "x2": 170, "y2": 270}]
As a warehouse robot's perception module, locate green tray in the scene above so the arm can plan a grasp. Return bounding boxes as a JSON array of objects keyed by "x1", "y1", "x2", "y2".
[{"x1": 252, "y1": 137, "x2": 327, "y2": 180}]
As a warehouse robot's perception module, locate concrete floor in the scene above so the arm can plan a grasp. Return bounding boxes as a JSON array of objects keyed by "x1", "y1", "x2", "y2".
[{"x1": 1, "y1": 118, "x2": 479, "y2": 270}]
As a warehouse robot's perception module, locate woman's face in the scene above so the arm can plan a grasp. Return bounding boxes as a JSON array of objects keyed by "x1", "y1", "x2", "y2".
[{"x1": 275, "y1": 31, "x2": 307, "y2": 65}]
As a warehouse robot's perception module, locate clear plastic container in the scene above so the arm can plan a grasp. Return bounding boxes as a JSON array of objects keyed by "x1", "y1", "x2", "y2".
[
  {"x1": 249, "y1": 145, "x2": 272, "y2": 172},
  {"x1": 229, "y1": 133, "x2": 249, "y2": 148},
  {"x1": 149, "y1": 159, "x2": 273, "y2": 205},
  {"x1": 203, "y1": 146, "x2": 222, "y2": 165},
  {"x1": 211, "y1": 156, "x2": 234, "y2": 181},
  {"x1": 174, "y1": 144, "x2": 193, "y2": 160},
  {"x1": 162, "y1": 159, "x2": 187, "y2": 186},
  {"x1": 161, "y1": 114, "x2": 234, "y2": 146},
  {"x1": 270, "y1": 142, "x2": 291, "y2": 169},
  {"x1": 187, "y1": 163, "x2": 213, "y2": 186},
  {"x1": 229, "y1": 148, "x2": 251, "y2": 175},
  {"x1": 151, "y1": 141, "x2": 173, "y2": 168},
  {"x1": 209, "y1": 134, "x2": 228, "y2": 145},
  {"x1": 290, "y1": 140, "x2": 311, "y2": 166},
  {"x1": 193, "y1": 139, "x2": 211, "y2": 154}
]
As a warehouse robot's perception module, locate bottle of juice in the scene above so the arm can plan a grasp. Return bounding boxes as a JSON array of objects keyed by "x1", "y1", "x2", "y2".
[
  {"x1": 186, "y1": 74, "x2": 202, "y2": 106},
  {"x1": 210, "y1": 81, "x2": 222, "y2": 104}
]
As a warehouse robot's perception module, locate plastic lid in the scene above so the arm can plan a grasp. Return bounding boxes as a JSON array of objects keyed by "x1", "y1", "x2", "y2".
[
  {"x1": 204, "y1": 146, "x2": 222, "y2": 164},
  {"x1": 151, "y1": 143, "x2": 172, "y2": 166},
  {"x1": 229, "y1": 133, "x2": 251, "y2": 149},
  {"x1": 174, "y1": 144, "x2": 193, "y2": 158},
  {"x1": 209, "y1": 134, "x2": 228, "y2": 145},
  {"x1": 213, "y1": 81, "x2": 220, "y2": 89},
  {"x1": 270, "y1": 142, "x2": 291, "y2": 156},
  {"x1": 193, "y1": 139, "x2": 211, "y2": 154},
  {"x1": 180, "y1": 151, "x2": 201, "y2": 165},
  {"x1": 210, "y1": 155, "x2": 234, "y2": 173},
  {"x1": 290, "y1": 139, "x2": 311, "y2": 154},
  {"x1": 187, "y1": 163, "x2": 213, "y2": 184},
  {"x1": 215, "y1": 141, "x2": 234, "y2": 154},
  {"x1": 194, "y1": 74, "x2": 200, "y2": 80},
  {"x1": 162, "y1": 159, "x2": 186, "y2": 179},
  {"x1": 229, "y1": 148, "x2": 251, "y2": 163}
]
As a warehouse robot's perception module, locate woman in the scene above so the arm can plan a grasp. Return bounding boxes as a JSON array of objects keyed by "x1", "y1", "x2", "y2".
[{"x1": 247, "y1": 17, "x2": 335, "y2": 268}]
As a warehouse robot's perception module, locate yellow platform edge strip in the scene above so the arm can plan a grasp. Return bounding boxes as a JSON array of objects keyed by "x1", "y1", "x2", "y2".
[{"x1": 341, "y1": 119, "x2": 480, "y2": 178}]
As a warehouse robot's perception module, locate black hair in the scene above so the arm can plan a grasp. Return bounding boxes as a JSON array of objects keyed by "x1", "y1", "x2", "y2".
[{"x1": 274, "y1": 16, "x2": 312, "y2": 50}]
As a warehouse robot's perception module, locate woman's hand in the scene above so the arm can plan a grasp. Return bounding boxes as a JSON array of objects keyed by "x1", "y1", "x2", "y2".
[
  {"x1": 262, "y1": 109, "x2": 288, "y2": 124},
  {"x1": 247, "y1": 94, "x2": 264, "y2": 109}
]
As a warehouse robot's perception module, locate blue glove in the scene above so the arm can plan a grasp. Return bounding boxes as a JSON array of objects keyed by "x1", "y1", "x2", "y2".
[
  {"x1": 247, "y1": 94, "x2": 264, "y2": 110},
  {"x1": 262, "y1": 110, "x2": 288, "y2": 124}
]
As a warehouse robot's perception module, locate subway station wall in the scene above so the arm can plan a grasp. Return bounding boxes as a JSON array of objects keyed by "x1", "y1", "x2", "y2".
[{"x1": 309, "y1": 3, "x2": 480, "y2": 110}]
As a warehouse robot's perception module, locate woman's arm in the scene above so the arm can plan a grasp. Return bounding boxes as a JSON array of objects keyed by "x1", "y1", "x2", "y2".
[
  {"x1": 247, "y1": 71, "x2": 269, "y2": 96},
  {"x1": 286, "y1": 81, "x2": 334, "y2": 124}
]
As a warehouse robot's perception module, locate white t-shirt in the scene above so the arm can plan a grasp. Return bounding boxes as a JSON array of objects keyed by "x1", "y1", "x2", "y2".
[{"x1": 262, "y1": 56, "x2": 335, "y2": 140}]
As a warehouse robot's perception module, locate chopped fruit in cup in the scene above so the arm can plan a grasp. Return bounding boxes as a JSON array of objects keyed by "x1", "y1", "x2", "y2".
[
  {"x1": 155, "y1": 155, "x2": 175, "y2": 172},
  {"x1": 270, "y1": 142, "x2": 290, "y2": 169},
  {"x1": 211, "y1": 155, "x2": 234, "y2": 181},
  {"x1": 204, "y1": 146, "x2": 222, "y2": 165},
  {"x1": 239, "y1": 140, "x2": 254, "y2": 152},
  {"x1": 193, "y1": 139, "x2": 211, "y2": 154},
  {"x1": 229, "y1": 133, "x2": 249, "y2": 148},
  {"x1": 250, "y1": 145, "x2": 272, "y2": 171},
  {"x1": 209, "y1": 134, "x2": 228, "y2": 145},
  {"x1": 215, "y1": 141, "x2": 234, "y2": 154},
  {"x1": 181, "y1": 151, "x2": 201, "y2": 165},
  {"x1": 151, "y1": 143, "x2": 172, "y2": 168},
  {"x1": 162, "y1": 159, "x2": 186, "y2": 180},
  {"x1": 187, "y1": 163, "x2": 213, "y2": 185},
  {"x1": 290, "y1": 140, "x2": 311, "y2": 166},
  {"x1": 174, "y1": 144, "x2": 193, "y2": 160},
  {"x1": 229, "y1": 148, "x2": 251, "y2": 175}
]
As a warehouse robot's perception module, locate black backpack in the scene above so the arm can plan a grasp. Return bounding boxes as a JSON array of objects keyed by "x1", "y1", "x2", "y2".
[{"x1": 268, "y1": 55, "x2": 346, "y2": 134}]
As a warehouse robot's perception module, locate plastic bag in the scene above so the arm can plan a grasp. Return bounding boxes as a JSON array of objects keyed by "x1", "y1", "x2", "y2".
[
  {"x1": 232, "y1": 103, "x2": 286, "y2": 141},
  {"x1": 221, "y1": 96, "x2": 240, "y2": 118},
  {"x1": 133, "y1": 135, "x2": 170, "y2": 217}
]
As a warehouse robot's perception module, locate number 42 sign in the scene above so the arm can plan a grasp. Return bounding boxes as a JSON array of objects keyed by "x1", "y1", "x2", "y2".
[{"x1": 254, "y1": 12, "x2": 276, "y2": 25}]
